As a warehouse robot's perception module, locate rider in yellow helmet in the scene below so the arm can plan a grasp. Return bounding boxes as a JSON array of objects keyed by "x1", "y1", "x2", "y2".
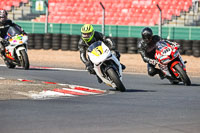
[
  {"x1": 78, "y1": 24, "x2": 126, "y2": 83},
  {"x1": 81, "y1": 24, "x2": 95, "y2": 43}
]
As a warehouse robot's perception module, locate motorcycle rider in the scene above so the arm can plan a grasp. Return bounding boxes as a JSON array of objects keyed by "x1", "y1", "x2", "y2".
[
  {"x1": 138, "y1": 27, "x2": 181, "y2": 79},
  {"x1": 0, "y1": 10, "x2": 26, "y2": 66},
  {"x1": 137, "y1": 27, "x2": 165, "y2": 79},
  {"x1": 78, "y1": 24, "x2": 126, "y2": 83}
]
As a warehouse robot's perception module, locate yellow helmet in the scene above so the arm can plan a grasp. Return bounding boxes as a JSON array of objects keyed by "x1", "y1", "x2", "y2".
[{"x1": 81, "y1": 24, "x2": 94, "y2": 42}]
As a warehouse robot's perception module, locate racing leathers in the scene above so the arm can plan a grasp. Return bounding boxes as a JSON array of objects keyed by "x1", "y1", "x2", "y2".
[{"x1": 137, "y1": 35, "x2": 165, "y2": 78}]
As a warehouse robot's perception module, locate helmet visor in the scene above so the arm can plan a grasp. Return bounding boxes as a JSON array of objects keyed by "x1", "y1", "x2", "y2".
[
  {"x1": 143, "y1": 35, "x2": 152, "y2": 43},
  {"x1": 0, "y1": 15, "x2": 6, "y2": 23},
  {"x1": 82, "y1": 32, "x2": 93, "y2": 42},
  {"x1": 82, "y1": 33, "x2": 92, "y2": 39}
]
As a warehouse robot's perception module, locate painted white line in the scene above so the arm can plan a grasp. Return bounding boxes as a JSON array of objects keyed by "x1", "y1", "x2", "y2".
[
  {"x1": 0, "y1": 64, "x2": 86, "y2": 72},
  {"x1": 17, "y1": 79, "x2": 34, "y2": 82},
  {"x1": 62, "y1": 88, "x2": 98, "y2": 95},
  {"x1": 31, "y1": 90, "x2": 75, "y2": 99},
  {"x1": 30, "y1": 66, "x2": 86, "y2": 72},
  {"x1": 17, "y1": 90, "x2": 76, "y2": 99},
  {"x1": 58, "y1": 83, "x2": 70, "y2": 86},
  {"x1": 68, "y1": 85, "x2": 106, "y2": 93},
  {"x1": 0, "y1": 77, "x2": 5, "y2": 79}
]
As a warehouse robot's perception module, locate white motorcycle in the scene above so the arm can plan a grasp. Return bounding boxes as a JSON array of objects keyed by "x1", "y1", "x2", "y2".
[
  {"x1": 3, "y1": 26, "x2": 29, "y2": 69},
  {"x1": 87, "y1": 41, "x2": 126, "y2": 92}
]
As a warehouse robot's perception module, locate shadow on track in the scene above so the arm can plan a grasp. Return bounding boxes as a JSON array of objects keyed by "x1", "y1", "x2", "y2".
[
  {"x1": 29, "y1": 68, "x2": 59, "y2": 71},
  {"x1": 110, "y1": 89, "x2": 156, "y2": 93},
  {"x1": 190, "y1": 84, "x2": 200, "y2": 86},
  {"x1": 14, "y1": 68, "x2": 59, "y2": 71},
  {"x1": 156, "y1": 83, "x2": 200, "y2": 86},
  {"x1": 125, "y1": 89, "x2": 156, "y2": 93}
]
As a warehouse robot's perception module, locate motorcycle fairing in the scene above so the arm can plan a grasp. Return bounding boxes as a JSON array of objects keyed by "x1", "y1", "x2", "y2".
[
  {"x1": 87, "y1": 41, "x2": 122, "y2": 88},
  {"x1": 5, "y1": 49, "x2": 15, "y2": 60},
  {"x1": 170, "y1": 61, "x2": 180, "y2": 77},
  {"x1": 88, "y1": 41, "x2": 111, "y2": 65}
]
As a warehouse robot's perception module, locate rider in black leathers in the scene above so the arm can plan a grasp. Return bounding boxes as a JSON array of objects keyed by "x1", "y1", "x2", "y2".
[
  {"x1": 138, "y1": 27, "x2": 181, "y2": 79},
  {"x1": 78, "y1": 24, "x2": 125, "y2": 83},
  {"x1": 0, "y1": 10, "x2": 26, "y2": 65},
  {"x1": 137, "y1": 27, "x2": 165, "y2": 79}
]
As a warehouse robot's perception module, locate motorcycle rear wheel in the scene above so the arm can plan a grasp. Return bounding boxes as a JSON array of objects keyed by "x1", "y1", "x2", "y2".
[
  {"x1": 174, "y1": 64, "x2": 191, "y2": 86},
  {"x1": 106, "y1": 68, "x2": 126, "y2": 92},
  {"x1": 20, "y1": 49, "x2": 30, "y2": 70}
]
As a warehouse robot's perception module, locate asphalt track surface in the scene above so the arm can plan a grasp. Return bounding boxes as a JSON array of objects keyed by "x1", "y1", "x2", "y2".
[{"x1": 0, "y1": 65, "x2": 200, "y2": 133}]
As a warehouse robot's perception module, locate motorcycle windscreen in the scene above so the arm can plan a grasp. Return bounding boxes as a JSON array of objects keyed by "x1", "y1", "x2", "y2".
[
  {"x1": 6, "y1": 26, "x2": 23, "y2": 38},
  {"x1": 87, "y1": 41, "x2": 111, "y2": 65},
  {"x1": 156, "y1": 41, "x2": 168, "y2": 51},
  {"x1": 88, "y1": 41, "x2": 102, "y2": 53}
]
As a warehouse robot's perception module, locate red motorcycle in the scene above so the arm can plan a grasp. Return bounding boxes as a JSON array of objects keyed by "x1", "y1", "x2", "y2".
[{"x1": 155, "y1": 40, "x2": 191, "y2": 86}]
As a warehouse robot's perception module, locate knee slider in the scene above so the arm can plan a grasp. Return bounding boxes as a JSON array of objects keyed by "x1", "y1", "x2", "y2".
[{"x1": 148, "y1": 67, "x2": 157, "y2": 76}]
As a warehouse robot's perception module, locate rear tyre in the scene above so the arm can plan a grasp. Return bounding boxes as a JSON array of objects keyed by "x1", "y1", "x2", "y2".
[
  {"x1": 174, "y1": 64, "x2": 191, "y2": 86},
  {"x1": 107, "y1": 68, "x2": 126, "y2": 92},
  {"x1": 20, "y1": 49, "x2": 30, "y2": 70}
]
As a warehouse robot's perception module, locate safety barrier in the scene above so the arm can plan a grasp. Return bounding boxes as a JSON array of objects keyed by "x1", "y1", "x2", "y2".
[
  {"x1": 27, "y1": 33, "x2": 200, "y2": 57},
  {"x1": 16, "y1": 21, "x2": 200, "y2": 40}
]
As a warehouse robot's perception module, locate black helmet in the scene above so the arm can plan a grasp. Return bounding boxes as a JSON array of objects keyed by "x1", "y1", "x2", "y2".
[
  {"x1": 0, "y1": 10, "x2": 8, "y2": 24},
  {"x1": 141, "y1": 27, "x2": 153, "y2": 43}
]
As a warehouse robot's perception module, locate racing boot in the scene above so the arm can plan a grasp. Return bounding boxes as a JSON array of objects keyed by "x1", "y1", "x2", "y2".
[
  {"x1": 121, "y1": 63, "x2": 126, "y2": 70},
  {"x1": 112, "y1": 50, "x2": 126, "y2": 70},
  {"x1": 0, "y1": 43, "x2": 7, "y2": 62},
  {"x1": 1, "y1": 54, "x2": 10, "y2": 68},
  {"x1": 166, "y1": 76, "x2": 179, "y2": 85},
  {"x1": 0, "y1": 46, "x2": 10, "y2": 68},
  {"x1": 158, "y1": 70, "x2": 165, "y2": 80},
  {"x1": 158, "y1": 63, "x2": 171, "y2": 78}
]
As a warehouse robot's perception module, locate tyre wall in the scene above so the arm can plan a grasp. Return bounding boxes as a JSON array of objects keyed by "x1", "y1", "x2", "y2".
[{"x1": 28, "y1": 34, "x2": 200, "y2": 57}]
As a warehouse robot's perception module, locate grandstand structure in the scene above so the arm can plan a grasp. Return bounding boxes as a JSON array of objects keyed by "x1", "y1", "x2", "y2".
[
  {"x1": 0, "y1": 0, "x2": 27, "y2": 11},
  {"x1": 34, "y1": 0, "x2": 193, "y2": 26},
  {"x1": 1, "y1": 0, "x2": 199, "y2": 26}
]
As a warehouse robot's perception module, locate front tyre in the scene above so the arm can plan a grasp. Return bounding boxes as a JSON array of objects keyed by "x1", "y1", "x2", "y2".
[
  {"x1": 174, "y1": 64, "x2": 191, "y2": 86},
  {"x1": 20, "y1": 49, "x2": 30, "y2": 70},
  {"x1": 107, "y1": 68, "x2": 126, "y2": 92}
]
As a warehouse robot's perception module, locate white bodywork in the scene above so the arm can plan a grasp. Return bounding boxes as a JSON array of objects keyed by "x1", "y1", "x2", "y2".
[
  {"x1": 5, "y1": 35, "x2": 28, "y2": 59},
  {"x1": 87, "y1": 41, "x2": 123, "y2": 88}
]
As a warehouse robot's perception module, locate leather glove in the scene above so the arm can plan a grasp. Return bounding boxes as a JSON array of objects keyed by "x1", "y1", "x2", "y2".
[
  {"x1": 149, "y1": 59, "x2": 158, "y2": 65},
  {"x1": 85, "y1": 62, "x2": 95, "y2": 74},
  {"x1": 173, "y1": 42, "x2": 180, "y2": 49}
]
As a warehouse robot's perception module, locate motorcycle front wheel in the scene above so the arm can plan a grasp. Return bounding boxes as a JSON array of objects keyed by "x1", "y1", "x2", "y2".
[
  {"x1": 106, "y1": 68, "x2": 126, "y2": 92},
  {"x1": 174, "y1": 64, "x2": 191, "y2": 86},
  {"x1": 20, "y1": 49, "x2": 30, "y2": 70}
]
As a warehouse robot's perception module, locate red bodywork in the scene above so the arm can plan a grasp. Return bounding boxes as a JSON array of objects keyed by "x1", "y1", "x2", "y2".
[
  {"x1": 155, "y1": 41, "x2": 186, "y2": 78},
  {"x1": 5, "y1": 49, "x2": 15, "y2": 60}
]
